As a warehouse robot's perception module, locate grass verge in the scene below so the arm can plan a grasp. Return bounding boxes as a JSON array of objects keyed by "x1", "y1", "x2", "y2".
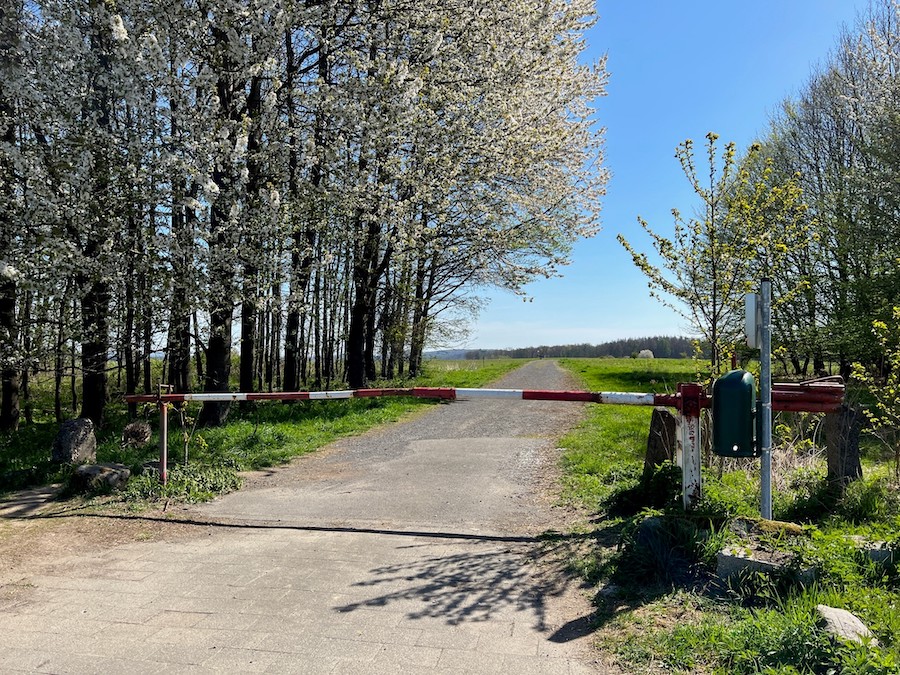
[{"x1": 557, "y1": 357, "x2": 900, "y2": 674}]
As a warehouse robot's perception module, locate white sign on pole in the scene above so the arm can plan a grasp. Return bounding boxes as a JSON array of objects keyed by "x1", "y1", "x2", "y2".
[{"x1": 745, "y1": 293, "x2": 761, "y2": 348}]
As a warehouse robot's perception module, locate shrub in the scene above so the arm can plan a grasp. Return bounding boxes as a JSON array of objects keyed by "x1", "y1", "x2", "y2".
[
  {"x1": 837, "y1": 477, "x2": 900, "y2": 524},
  {"x1": 615, "y1": 511, "x2": 726, "y2": 586}
]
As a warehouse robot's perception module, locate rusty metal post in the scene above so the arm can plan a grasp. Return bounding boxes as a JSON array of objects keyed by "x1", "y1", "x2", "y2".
[
  {"x1": 159, "y1": 402, "x2": 168, "y2": 485},
  {"x1": 678, "y1": 382, "x2": 703, "y2": 510}
]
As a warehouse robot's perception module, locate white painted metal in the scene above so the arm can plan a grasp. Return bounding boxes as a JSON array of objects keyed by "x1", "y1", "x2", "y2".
[
  {"x1": 745, "y1": 292, "x2": 761, "y2": 348},
  {"x1": 309, "y1": 391, "x2": 354, "y2": 400},
  {"x1": 456, "y1": 388, "x2": 525, "y2": 399},
  {"x1": 598, "y1": 392, "x2": 656, "y2": 406},
  {"x1": 681, "y1": 412, "x2": 702, "y2": 510},
  {"x1": 182, "y1": 393, "x2": 248, "y2": 402}
]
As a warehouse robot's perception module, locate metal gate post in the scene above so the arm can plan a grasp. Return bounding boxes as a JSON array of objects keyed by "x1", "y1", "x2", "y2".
[
  {"x1": 678, "y1": 383, "x2": 703, "y2": 510},
  {"x1": 159, "y1": 402, "x2": 168, "y2": 485},
  {"x1": 759, "y1": 278, "x2": 773, "y2": 519}
]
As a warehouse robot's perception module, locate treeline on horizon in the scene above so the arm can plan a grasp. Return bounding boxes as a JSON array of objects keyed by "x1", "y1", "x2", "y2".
[{"x1": 463, "y1": 336, "x2": 695, "y2": 360}]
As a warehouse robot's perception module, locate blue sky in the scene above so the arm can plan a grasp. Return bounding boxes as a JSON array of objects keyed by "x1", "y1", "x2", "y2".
[{"x1": 464, "y1": 0, "x2": 869, "y2": 350}]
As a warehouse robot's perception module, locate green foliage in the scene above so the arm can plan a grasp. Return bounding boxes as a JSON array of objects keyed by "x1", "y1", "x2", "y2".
[
  {"x1": 853, "y1": 307, "x2": 900, "y2": 478},
  {"x1": 557, "y1": 358, "x2": 696, "y2": 512},
  {"x1": 837, "y1": 478, "x2": 900, "y2": 524},
  {"x1": 629, "y1": 584, "x2": 900, "y2": 674},
  {"x1": 123, "y1": 463, "x2": 242, "y2": 503},
  {"x1": 607, "y1": 462, "x2": 682, "y2": 516},
  {"x1": 777, "y1": 472, "x2": 900, "y2": 526},
  {"x1": 614, "y1": 512, "x2": 727, "y2": 586},
  {"x1": 618, "y1": 133, "x2": 810, "y2": 378},
  {"x1": 464, "y1": 335, "x2": 696, "y2": 360},
  {"x1": 146, "y1": 397, "x2": 429, "y2": 474},
  {"x1": 561, "y1": 357, "x2": 900, "y2": 673},
  {"x1": 696, "y1": 469, "x2": 760, "y2": 519},
  {"x1": 2, "y1": 356, "x2": 517, "y2": 499}
]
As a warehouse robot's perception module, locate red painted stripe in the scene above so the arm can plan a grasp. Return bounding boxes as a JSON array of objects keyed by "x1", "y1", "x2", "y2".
[
  {"x1": 773, "y1": 401, "x2": 843, "y2": 413},
  {"x1": 521, "y1": 390, "x2": 596, "y2": 402},
  {"x1": 246, "y1": 392, "x2": 311, "y2": 401},
  {"x1": 122, "y1": 383, "x2": 845, "y2": 415},
  {"x1": 653, "y1": 394, "x2": 685, "y2": 408},
  {"x1": 773, "y1": 382, "x2": 844, "y2": 391},
  {"x1": 412, "y1": 387, "x2": 456, "y2": 400},
  {"x1": 355, "y1": 388, "x2": 415, "y2": 397},
  {"x1": 773, "y1": 391, "x2": 844, "y2": 403}
]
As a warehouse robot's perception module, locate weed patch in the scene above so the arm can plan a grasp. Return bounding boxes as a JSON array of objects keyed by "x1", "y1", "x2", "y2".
[{"x1": 122, "y1": 463, "x2": 242, "y2": 503}]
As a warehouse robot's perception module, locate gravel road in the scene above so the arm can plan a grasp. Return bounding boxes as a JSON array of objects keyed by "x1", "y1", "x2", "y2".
[{"x1": 193, "y1": 358, "x2": 586, "y2": 536}]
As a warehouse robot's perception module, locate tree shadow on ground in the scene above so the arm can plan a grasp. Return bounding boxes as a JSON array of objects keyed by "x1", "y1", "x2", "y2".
[
  {"x1": 29, "y1": 509, "x2": 600, "y2": 633},
  {"x1": 581, "y1": 514, "x2": 724, "y2": 632},
  {"x1": 334, "y1": 539, "x2": 583, "y2": 630}
]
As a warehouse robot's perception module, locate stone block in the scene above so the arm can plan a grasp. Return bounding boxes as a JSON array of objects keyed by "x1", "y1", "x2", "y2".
[
  {"x1": 51, "y1": 418, "x2": 97, "y2": 464},
  {"x1": 716, "y1": 545, "x2": 815, "y2": 584},
  {"x1": 816, "y1": 604, "x2": 877, "y2": 645},
  {"x1": 70, "y1": 463, "x2": 132, "y2": 493}
]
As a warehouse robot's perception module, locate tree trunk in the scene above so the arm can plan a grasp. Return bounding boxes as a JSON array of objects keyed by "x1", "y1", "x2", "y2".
[
  {"x1": 166, "y1": 99, "x2": 194, "y2": 394},
  {"x1": 78, "y1": 0, "x2": 116, "y2": 429},
  {"x1": 642, "y1": 407, "x2": 677, "y2": 484},
  {"x1": 124, "y1": 248, "x2": 137, "y2": 418},
  {"x1": 0, "y1": 0, "x2": 22, "y2": 431},
  {"x1": 199, "y1": 17, "x2": 242, "y2": 426},
  {"x1": 346, "y1": 288, "x2": 369, "y2": 389},
  {"x1": 408, "y1": 253, "x2": 432, "y2": 377},
  {"x1": 0, "y1": 177, "x2": 18, "y2": 429},
  {"x1": 824, "y1": 404, "x2": 863, "y2": 488},
  {"x1": 192, "y1": 309, "x2": 204, "y2": 384},
  {"x1": 239, "y1": 74, "x2": 264, "y2": 409},
  {"x1": 282, "y1": 28, "x2": 325, "y2": 393},
  {"x1": 0, "y1": 276, "x2": 19, "y2": 431},
  {"x1": 19, "y1": 290, "x2": 31, "y2": 424},
  {"x1": 79, "y1": 277, "x2": 110, "y2": 428}
]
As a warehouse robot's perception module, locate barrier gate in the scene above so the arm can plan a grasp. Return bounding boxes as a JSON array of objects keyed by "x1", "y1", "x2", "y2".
[{"x1": 125, "y1": 379, "x2": 844, "y2": 510}]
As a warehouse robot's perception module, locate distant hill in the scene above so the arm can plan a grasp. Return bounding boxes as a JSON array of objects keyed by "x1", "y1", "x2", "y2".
[{"x1": 457, "y1": 336, "x2": 696, "y2": 360}]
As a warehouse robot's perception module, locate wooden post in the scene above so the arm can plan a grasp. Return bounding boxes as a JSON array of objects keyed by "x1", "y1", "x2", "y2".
[
  {"x1": 643, "y1": 407, "x2": 677, "y2": 484},
  {"x1": 824, "y1": 404, "x2": 863, "y2": 487},
  {"x1": 678, "y1": 383, "x2": 703, "y2": 510}
]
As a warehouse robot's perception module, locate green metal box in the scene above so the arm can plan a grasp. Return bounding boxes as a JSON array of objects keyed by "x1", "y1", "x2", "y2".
[{"x1": 712, "y1": 369, "x2": 759, "y2": 458}]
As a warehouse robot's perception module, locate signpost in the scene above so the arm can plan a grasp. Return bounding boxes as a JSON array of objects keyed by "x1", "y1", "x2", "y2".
[
  {"x1": 746, "y1": 281, "x2": 774, "y2": 519},
  {"x1": 759, "y1": 279, "x2": 773, "y2": 519}
]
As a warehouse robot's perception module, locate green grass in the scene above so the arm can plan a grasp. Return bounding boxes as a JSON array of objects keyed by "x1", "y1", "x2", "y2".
[
  {"x1": 415, "y1": 358, "x2": 524, "y2": 388},
  {"x1": 558, "y1": 357, "x2": 900, "y2": 674},
  {"x1": 557, "y1": 358, "x2": 697, "y2": 510},
  {"x1": 156, "y1": 397, "x2": 427, "y2": 471}
]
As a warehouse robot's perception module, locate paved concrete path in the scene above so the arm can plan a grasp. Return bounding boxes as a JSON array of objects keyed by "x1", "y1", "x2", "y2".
[{"x1": 0, "y1": 361, "x2": 607, "y2": 674}]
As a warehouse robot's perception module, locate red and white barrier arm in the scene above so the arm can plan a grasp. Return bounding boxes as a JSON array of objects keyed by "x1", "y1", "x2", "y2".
[
  {"x1": 124, "y1": 385, "x2": 843, "y2": 413},
  {"x1": 124, "y1": 388, "x2": 674, "y2": 406}
]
